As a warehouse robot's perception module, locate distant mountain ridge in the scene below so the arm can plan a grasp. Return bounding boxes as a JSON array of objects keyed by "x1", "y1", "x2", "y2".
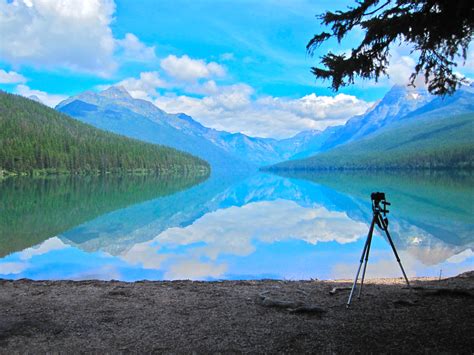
[
  {"x1": 57, "y1": 83, "x2": 474, "y2": 171},
  {"x1": 56, "y1": 86, "x2": 328, "y2": 168},
  {"x1": 268, "y1": 84, "x2": 474, "y2": 171},
  {"x1": 319, "y1": 85, "x2": 433, "y2": 152},
  {"x1": 57, "y1": 87, "x2": 248, "y2": 172}
]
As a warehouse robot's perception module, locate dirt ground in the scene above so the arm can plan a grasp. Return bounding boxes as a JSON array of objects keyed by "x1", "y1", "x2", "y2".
[{"x1": 0, "y1": 272, "x2": 473, "y2": 354}]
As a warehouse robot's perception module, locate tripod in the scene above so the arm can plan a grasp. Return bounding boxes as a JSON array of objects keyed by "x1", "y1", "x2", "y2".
[{"x1": 346, "y1": 192, "x2": 411, "y2": 308}]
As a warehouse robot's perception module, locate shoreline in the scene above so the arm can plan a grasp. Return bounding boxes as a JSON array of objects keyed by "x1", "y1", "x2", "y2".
[{"x1": 1, "y1": 271, "x2": 472, "y2": 353}]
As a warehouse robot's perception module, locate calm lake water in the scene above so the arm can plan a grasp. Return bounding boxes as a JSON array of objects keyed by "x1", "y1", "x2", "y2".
[{"x1": 0, "y1": 171, "x2": 472, "y2": 281}]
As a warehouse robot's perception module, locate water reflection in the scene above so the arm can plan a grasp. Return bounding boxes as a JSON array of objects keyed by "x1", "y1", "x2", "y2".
[
  {"x1": 0, "y1": 171, "x2": 472, "y2": 280},
  {"x1": 122, "y1": 200, "x2": 368, "y2": 280},
  {"x1": 0, "y1": 174, "x2": 208, "y2": 257}
]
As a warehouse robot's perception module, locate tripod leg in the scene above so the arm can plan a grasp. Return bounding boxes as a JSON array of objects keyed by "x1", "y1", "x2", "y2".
[
  {"x1": 380, "y1": 219, "x2": 411, "y2": 289},
  {"x1": 347, "y1": 216, "x2": 376, "y2": 308},
  {"x1": 358, "y1": 221, "x2": 374, "y2": 298}
]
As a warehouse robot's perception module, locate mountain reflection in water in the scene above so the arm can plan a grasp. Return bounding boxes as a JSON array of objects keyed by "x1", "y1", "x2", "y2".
[{"x1": 0, "y1": 171, "x2": 472, "y2": 281}]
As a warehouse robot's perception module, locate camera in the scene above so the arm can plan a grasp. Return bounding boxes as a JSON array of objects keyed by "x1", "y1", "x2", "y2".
[
  {"x1": 371, "y1": 191, "x2": 391, "y2": 219},
  {"x1": 371, "y1": 192, "x2": 386, "y2": 203}
]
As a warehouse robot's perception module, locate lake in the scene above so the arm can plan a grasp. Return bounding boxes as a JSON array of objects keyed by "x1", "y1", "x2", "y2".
[{"x1": 0, "y1": 171, "x2": 472, "y2": 281}]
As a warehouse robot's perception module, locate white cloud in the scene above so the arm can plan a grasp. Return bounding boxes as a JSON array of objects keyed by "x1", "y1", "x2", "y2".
[
  {"x1": 102, "y1": 61, "x2": 372, "y2": 138},
  {"x1": 387, "y1": 54, "x2": 417, "y2": 86},
  {"x1": 351, "y1": 45, "x2": 427, "y2": 89},
  {"x1": 117, "y1": 71, "x2": 168, "y2": 100},
  {"x1": 116, "y1": 33, "x2": 157, "y2": 62},
  {"x1": 369, "y1": 43, "x2": 474, "y2": 88},
  {"x1": 154, "y1": 87, "x2": 372, "y2": 138},
  {"x1": 15, "y1": 84, "x2": 67, "y2": 107},
  {"x1": 385, "y1": 44, "x2": 474, "y2": 87},
  {"x1": 0, "y1": 0, "x2": 117, "y2": 76},
  {"x1": 258, "y1": 93, "x2": 369, "y2": 120},
  {"x1": 160, "y1": 55, "x2": 226, "y2": 81},
  {"x1": 0, "y1": 69, "x2": 27, "y2": 84},
  {"x1": 181, "y1": 80, "x2": 222, "y2": 96},
  {"x1": 100, "y1": 67, "x2": 372, "y2": 137}
]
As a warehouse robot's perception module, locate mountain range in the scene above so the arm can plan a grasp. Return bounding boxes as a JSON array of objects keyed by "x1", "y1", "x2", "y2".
[
  {"x1": 0, "y1": 91, "x2": 209, "y2": 176},
  {"x1": 56, "y1": 87, "x2": 332, "y2": 169},
  {"x1": 56, "y1": 83, "x2": 474, "y2": 171},
  {"x1": 269, "y1": 84, "x2": 474, "y2": 171}
]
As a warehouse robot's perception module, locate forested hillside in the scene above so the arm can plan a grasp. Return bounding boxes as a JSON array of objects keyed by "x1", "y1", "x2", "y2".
[
  {"x1": 267, "y1": 113, "x2": 474, "y2": 171},
  {"x1": 0, "y1": 91, "x2": 210, "y2": 176},
  {"x1": 56, "y1": 87, "x2": 254, "y2": 170}
]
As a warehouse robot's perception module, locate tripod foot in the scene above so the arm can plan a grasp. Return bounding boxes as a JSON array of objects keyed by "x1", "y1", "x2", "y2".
[{"x1": 346, "y1": 215, "x2": 376, "y2": 308}]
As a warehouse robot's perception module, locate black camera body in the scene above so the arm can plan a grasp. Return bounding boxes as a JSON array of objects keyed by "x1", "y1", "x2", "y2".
[
  {"x1": 371, "y1": 192, "x2": 386, "y2": 203},
  {"x1": 371, "y1": 191, "x2": 391, "y2": 229}
]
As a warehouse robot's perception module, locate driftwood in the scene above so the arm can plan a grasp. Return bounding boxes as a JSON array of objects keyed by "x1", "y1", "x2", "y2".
[
  {"x1": 329, "y1": 287, "x2": 351, "y2": 295},
  {"x1": 256, "y1": 292, "x2": 326, "y2": 315}
]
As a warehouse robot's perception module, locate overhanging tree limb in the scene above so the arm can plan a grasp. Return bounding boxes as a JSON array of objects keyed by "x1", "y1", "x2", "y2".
[{"x1": 308, "y1": 0, "x2": 474, "y2": 95}]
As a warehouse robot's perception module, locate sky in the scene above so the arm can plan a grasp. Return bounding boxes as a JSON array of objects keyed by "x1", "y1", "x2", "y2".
[{"x1": 0, "y1": 0, "x2": 473, "y2": 138}]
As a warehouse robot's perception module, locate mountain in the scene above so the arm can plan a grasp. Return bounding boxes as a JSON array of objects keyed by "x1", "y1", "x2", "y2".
[
  {"x1": 200, "y1": 127, "x2": 334, "y2": 165},
  {"x1": 167, "y1": 112, "x2": 287, "y2": 166},
  {"x1": 268, "y1": 85, "x2": 474, "y2": 171},
  {"x1": 56, "y1": 84, "x2": 472, "y2": 171},
  {"x1": 0, "y1": 91, "x2": 210, "y2": 176},
  {"x1": 319, "y1": 85, "x2": 432, "y2": 152},
  {"x1": 279, "y1": 126, "x2": 341, "y2": 160},
  {"x1": 268, "y1": 113, "x2": 474, "y2": 170},
  {"x1": 402, "y1": 83, "x2": 474, "y2": 119},
  {"x1": 57, "y1": 87, "x2": 257, "y2": 170},
  {"x1": 56, "y1": 86, "x2": 332, "y2": 167}
]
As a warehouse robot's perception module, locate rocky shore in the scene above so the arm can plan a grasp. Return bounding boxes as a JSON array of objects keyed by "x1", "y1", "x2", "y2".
[{"x1": 0, "y1": 272, "x2": 473, "y2": 353}]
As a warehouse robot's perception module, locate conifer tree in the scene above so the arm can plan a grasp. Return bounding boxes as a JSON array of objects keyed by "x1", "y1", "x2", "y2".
[{"x1": 308, "y1": 0, "x2": 473, "y2": 95}]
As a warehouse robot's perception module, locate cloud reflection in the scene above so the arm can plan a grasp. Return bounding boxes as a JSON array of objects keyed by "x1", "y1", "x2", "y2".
[
  {"x1": 19, "y1": 237, "x2": 69, "y2": 260},
  {"x1": 120, "y1": 200, "x2": 368, "y2": 279},
  {"x1": 0, "y1": 262, "x2": 28, "y2": 275},
  {"x1": 332, "y1": 248, "x2": 474, "y2": 280}
]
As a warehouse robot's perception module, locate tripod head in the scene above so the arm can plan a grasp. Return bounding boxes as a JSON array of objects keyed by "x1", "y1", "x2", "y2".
[{"x1": 371, "y1": 192, "x2": 391, "y2": 229}]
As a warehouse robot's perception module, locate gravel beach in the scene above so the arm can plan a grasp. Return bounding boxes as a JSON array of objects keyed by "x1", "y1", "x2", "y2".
[{"x1": 0, "y1": 272, "x2": 473, "y2": 353}]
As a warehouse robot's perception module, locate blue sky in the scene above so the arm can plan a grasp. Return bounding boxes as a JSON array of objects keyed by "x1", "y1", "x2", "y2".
[{"x1": 0, "y1": 0, "x2": 472, "y2": 137}]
